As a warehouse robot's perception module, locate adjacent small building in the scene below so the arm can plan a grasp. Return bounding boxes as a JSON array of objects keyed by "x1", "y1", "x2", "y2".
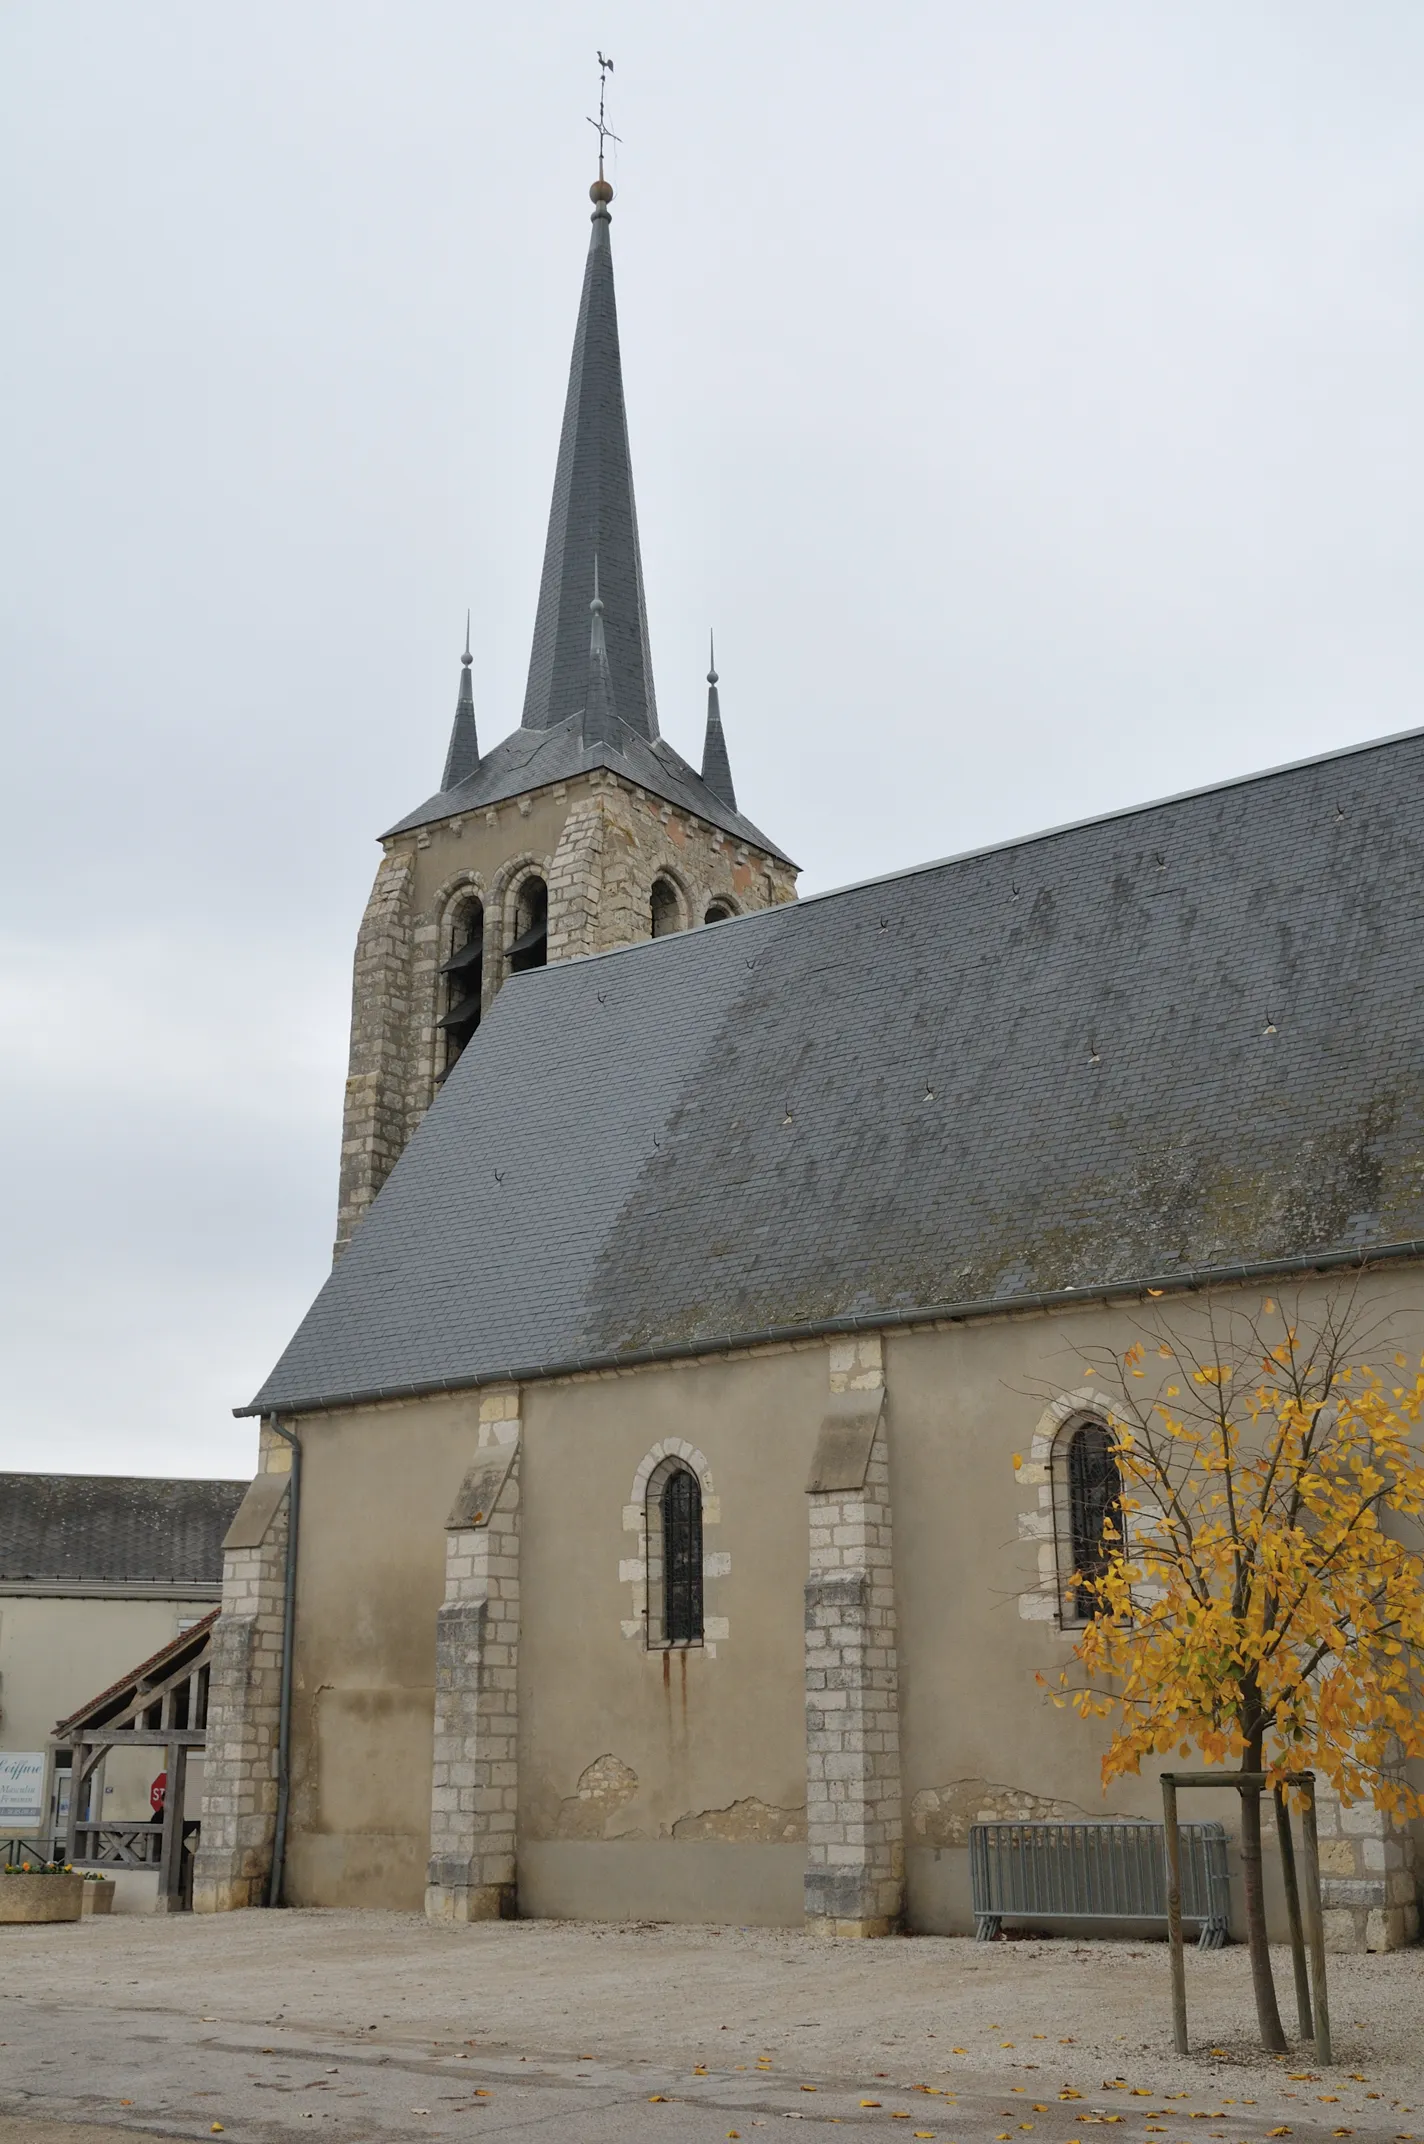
[{"x1": 0, "y1": 1473, "x2": 246, "y2": 1842}]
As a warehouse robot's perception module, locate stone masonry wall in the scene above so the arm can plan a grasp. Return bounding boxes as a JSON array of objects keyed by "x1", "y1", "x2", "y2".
[
  {"x1": 336, "y1": 772, "x2": 795, "y2": 1259},
  {"x1": 192, "y1": 1433, "x2": 291, "y2": 1914},
  {"x1": 426, "y1": 1388, "x2": 522, "y2": 1922},
  {"x1": 545, "y1": 770, "x2": 795, "y2": 962},
  {"x1": 803, "y1": 1336, "x2": 904, "y2": 1936},
  {"x1": 335, "y1": 847, "x2": 415, "y2": 1256},
  {"x1": 1309, "y1": 1780, "x2": 1420, "y2": 1952}
]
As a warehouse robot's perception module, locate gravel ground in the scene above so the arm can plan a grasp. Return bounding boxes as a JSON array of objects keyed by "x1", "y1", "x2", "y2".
[{"x1": 0, "y1": 1914, "x2": 1420, "y2": 2133}]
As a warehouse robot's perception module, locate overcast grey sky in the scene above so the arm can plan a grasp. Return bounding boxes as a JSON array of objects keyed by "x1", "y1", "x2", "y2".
[{"x1": 3, "y1": 3, "x2": 1423, "y2": 1481}]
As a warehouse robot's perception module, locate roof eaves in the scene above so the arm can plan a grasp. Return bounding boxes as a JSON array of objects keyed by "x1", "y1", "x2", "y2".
[
  {"x1": 382, "y1": 741, "x2": 797, "y2": 867},
  {"x1": 236, "y1": 1236, "x2": 1424, "y2": 1419}
]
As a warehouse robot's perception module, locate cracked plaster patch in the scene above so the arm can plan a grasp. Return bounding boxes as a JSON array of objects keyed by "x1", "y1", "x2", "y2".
[
  {"x1": 671, "y1": 1797, "x2": 807, "y2": 1844},
  {"x1": 554, "y1": 1754, "x2": 641, "y2": 1840},
  {"x1": 909, "y1": 1777, "x2": 1112, "y2": 1847}
]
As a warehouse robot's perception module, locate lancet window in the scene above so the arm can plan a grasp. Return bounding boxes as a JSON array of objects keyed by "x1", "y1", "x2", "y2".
[
  {"x1": 1063, "y1": 1419, "x2": 1123, "y2": 1622},
  {"x1": 646, "y1": 1462, "x2": 703, "y2": 1648}
]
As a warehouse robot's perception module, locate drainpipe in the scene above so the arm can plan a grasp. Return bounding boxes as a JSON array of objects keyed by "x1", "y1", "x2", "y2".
[{"x1": 264, "y1": 1416, "x2": 302, "y2": 1908}]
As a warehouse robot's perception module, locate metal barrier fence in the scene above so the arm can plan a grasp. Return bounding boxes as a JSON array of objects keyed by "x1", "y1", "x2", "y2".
[{"x1": 970, "y1": 1819, "x2": 1231, "y2": 1948}]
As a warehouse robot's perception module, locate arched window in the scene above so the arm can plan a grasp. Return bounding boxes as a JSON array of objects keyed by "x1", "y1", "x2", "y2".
[
  {"x1": 508, "y1": 876, "x2": 548, "y2": 973},
  {"x1": 650, "y1": 876, "x2": 682, "y2": 938},
  {"x1": 1064, "y1": 1420, "x2": 1123, "y2": 1621},
  {"x1": 646, "y1": 1462, "x2": 703, "y2": 1647},
  {"x1": 436, "y1": 898, "x2": 484, "y2": 1082},
  {"x1": 703, "y1": 899, "x2": 735, "y2": 925}
]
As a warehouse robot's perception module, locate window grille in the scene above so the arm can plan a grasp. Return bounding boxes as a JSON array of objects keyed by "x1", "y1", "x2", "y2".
[
  {"x1": 1066, "y1": 1420, "x2": 1122, "y2": 1620},
  {"x1": 659, "y1": 1466, "x2": 703, "y2": 1646}
]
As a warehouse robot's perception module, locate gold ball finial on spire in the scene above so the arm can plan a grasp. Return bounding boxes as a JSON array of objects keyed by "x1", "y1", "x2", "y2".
[{"x1": 590, "y1": 177, "x2": 614, "y2": 205}]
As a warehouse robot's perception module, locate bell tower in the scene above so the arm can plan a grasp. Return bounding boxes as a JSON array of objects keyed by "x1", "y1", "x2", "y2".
[{"x1": 335, "y1": 174, "x2": 797, "y2": 1255}]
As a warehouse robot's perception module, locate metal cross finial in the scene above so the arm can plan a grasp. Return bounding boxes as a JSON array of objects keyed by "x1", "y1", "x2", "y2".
[{"x1": 588, "y1": 51, "x2": 621, "y2": 180}]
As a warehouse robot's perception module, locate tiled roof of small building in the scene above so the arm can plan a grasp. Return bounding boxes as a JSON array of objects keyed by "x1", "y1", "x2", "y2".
[
  {"x1": 248, "y1": 727, "x2": 1424, "y2": 1415},
  {"x1": 0, "y1": 1475, "x2": 248, "y2": 1585}
]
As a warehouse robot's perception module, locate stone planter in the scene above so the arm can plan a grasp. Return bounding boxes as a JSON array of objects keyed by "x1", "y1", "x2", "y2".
[
  {"x1": 80, "y1": 1877, "x2": 115, "y2": 1916},
  {"x1": 0, "y1": 1872, "x2": 84, "y2": 1923}
]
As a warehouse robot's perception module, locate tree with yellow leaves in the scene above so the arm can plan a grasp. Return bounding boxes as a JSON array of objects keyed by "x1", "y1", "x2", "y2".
[{"x1": 1043, "y1": 1290, "x2": 1424, "y2": 2052}]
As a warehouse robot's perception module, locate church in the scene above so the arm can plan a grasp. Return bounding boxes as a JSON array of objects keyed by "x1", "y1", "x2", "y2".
[{"x1": 193, "y1": 169, "x2": 1424, "y2": 1949}]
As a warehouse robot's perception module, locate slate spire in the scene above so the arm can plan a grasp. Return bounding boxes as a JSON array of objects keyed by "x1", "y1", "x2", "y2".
[
  {"x1": 441, "y1": 611, "x2": 480, "y2": 790},
  {"x1": 700, "y1": 632, "x2": 737, "y2": 811},
  {"x1": 582, "y1": 557, "x2": 619, "y2": 746},
  {"x1": 520, "y1": 178, "x2": 659, "y2": 741}
]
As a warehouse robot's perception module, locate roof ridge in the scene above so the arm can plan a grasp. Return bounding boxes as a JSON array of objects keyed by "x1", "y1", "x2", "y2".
[
  {"x1": 483, "y1": 719, "x2": 1424, "y2": 981},
  {"x1": 791, "y1": 721, "x2": 1424, "y2": 915}
]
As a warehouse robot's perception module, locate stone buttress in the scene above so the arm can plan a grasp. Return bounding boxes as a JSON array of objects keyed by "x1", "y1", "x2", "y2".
[
  {"x1": 802, "y1": 1337, "x2": 904, "y2": 1935},
  {"x1": 192, "y1": 1434, "x2": 291, "y2": 1913},
  {"x1": 425, "y1": 1389, "x2": 523, "y2": 1921}
]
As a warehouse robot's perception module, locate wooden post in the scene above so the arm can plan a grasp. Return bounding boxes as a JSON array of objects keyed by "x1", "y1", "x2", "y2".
[
  {"x1": 63, "y1": 1744, "x2": 83, "y2": 1865},
  {"x1": 1273, "y1": 1785, "x2": 1314, "y2": 2041},
  {"x1": 1162, "y1": 1775, "x2": 1188, "y2": 2055},
  {"x1": 1298, "y1": 1780, "x2": 1332, "y2": 2066},
  {"x1": 158, "y1": 1743, "x2": 188, "y2": 1910}
]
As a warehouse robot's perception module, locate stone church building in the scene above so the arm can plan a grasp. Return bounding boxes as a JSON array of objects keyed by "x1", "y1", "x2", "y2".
[{"x1": 195, "y1": 176, "x2": 1424, "y2": 1948}]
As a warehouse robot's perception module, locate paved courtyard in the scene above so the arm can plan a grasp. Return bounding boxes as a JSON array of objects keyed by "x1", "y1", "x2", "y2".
[{"x1": 0, "y1": 1914, "x2": 1421, "y2": 2144}]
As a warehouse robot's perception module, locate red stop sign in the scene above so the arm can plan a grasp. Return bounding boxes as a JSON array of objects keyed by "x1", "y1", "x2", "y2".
[{"x1": 150, "y1": 1771, "x2": 167, "y2": 1813}]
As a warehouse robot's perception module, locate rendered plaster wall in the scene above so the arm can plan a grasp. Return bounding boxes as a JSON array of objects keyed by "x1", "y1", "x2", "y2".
[
  {"x1": 272, "y1": 1266, "x2": 1423, "y2": 1939},
  {"x1": 513, "y1": 1348, "x2": 820, "y2": 1922},
  {"x1": 0, "y1": 1595, "x2": 216, "y2": 1766},
  {"x1": 281, "y1": 1394, "x2": 481, "y2": 1911},
  {"x1": 884, "y1": 1266, "x2": 1424, "y2": 1948}
]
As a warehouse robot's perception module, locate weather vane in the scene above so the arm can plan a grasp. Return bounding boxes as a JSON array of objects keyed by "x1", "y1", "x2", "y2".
[{"x1": 588, "y1": 50, "x2": 620, "y2": 183}]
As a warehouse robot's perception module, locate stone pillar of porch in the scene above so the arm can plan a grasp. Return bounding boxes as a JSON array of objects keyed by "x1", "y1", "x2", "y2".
[
  {"x1": 425, "y1": 1388, "x2": 522, "y2": 1923},
  {"x1": 803, "y1": 1336, "x2": 903, "y2": 1937}
]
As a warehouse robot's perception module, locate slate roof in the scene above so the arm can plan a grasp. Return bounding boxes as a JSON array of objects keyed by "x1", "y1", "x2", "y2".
[
  {"x1": 0, "y1": 1475, "x2": 247, "y2": 1586},
  {"x1": 521, "y1": 200, "x2": 658, "y2": 740},
  {"x1": 250, "y1": 727, "x2": 1424, "y2": 1415},
  {"x1": 385, "y1": 707, "x2": 792, "y2": 862},
  {"x1": 386, "y1": 196, "x2": 793, "y2": 868}
]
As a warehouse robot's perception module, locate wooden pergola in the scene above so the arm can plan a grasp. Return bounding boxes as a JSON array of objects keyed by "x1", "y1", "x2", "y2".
[{"x1": 51, "y1": 1608, "x2": 216, "y2": 1910}]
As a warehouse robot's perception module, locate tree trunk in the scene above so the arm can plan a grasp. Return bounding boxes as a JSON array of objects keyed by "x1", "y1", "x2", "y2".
[{"x1": 1239, "y1": 1754, "x2": 1287, "y2": 2052}]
